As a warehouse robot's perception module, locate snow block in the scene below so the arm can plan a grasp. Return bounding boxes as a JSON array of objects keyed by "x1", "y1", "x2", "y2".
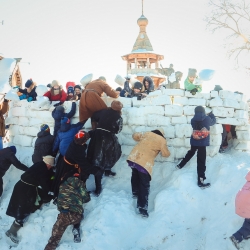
[
  {"x1": 207, "y1": 145, "x2": 220, "y2": 157},
  {"x1": 83, "y1": 119, "x2": 91, "y2": 129},
  {"x1": 119, "y1": 133, "x2": 137, "y2": 146},
  {"x1": 121, "y1": 125, "x2": 134, "y2": 134},
  {"x1": 238, "y1": 101, "x2": 249, "y2": 110},
  {"x1": 175, "y1": 124, "x2": 192, "y2": 138},
  {"x1": 210, "y1": 124, "x2": 223, "y2": 134},
  {"x1": 13, "y1": 135, "x2": 33, "y2": 147},
  {"x1": 219, "y1": 90, "x2": 235, "y2": 100},
  {"x1": 209, "y1": 97, "x2": 223, "y2": 107},
  {"x1": 186, "y1": 116, "x2": 193, "y2": 124},
  {"x1": 235, "y1": 125, "x2": 250, "y2": 131},
  {"x1": 11, "y1": 106, "x2": 26, "y2": 117},
  {"x1": 9, "y1": 125, "x2": 21, "y2": 136},
  {"x1": 216, "y1": 117, "x2": 248, "y2": 126},
  {"x1": 30, "y1": 97, "x2": 50, "y2": 110},
  {"x1": 171, "y1": 116, "x2": 187, "y2": 124},
  {"x1": 150, "y1": 95, "x2": 172, "y2": 106},
  {"x1": 147, "y1": 114, "x2": 171, "y2": 126},
  {"x1": 23, "y1": 126, "x2": 39, "y2": 137},
  {"x1": 210, "y1": 91, "x2": 219, "y2": 98},
  {"x1": 36, "y1": 111, "x2": 53, "y2": 122},
  {"x1": 127, "y1": 116, "x2": 145, "y2": 126},
  {"x1": 162, "y1": 89, "x2": 185, "y2": 96},
  {"x1": 236, "y1": 131, "x2": 250, "y2": 141},
  {"x1": 71, "y1": 117, "x2": 80, "y2": 125},
  {"x1": 184, "y1": 138, "x2": 191, "y2": 147},
  {"x1": 234, "y1": 110, "x2": 248, "y2": 119},
  {"x1": 121, "y1": 145, "x2": 134, "y2": 155},
  {"x1": 235, "y1": 141, "x2": 250, "y2": 151},
  {"x1": 26, "y1": 109, "x2": 38, "y2": 118},
  {"x1": 185, "y1": 91, "x2": 204, "y2": 98},
  {"x1": 121, "y1": 114, "x2": 128, "y2": 125},
  {"x1": 210, "y1": 134, "x2": 222, "y2": 146},
  {"x1": 19, "y1": 116, "x2": 30, "y2": 127},
  {"x1": 223, "y1": 98, "x2": 240, "y2": 109},
  {"x1": 173, "y1": 96, "x2": 188, "y2": 106},
  {"x1": 212, "y1": 107, "x2": 234, "y2": 118},
  {"x1": 183, "y1": 106, "x2": 197, "y2": 116},
  {"x1": 167, "y1": 138, "x2": 185, "y2": 147},
  {"x1": 5, "y1": 116, "x2": 19, "y2": 125},
  {"x1": 188, "y1": 98, "x2": 206, "y2": 106},
  {"x1": 127, "y1": 106, "x2": 164, "y2": 117},
  {"x1": 165, "y1": 105, "x2": 183, "y2": 116},
  {"x1": 175, "y1": 147, "x2": 190, "y2": 159}
]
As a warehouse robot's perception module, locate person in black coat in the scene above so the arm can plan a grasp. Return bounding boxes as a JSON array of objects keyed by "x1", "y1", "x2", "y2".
[
  {"x1": 142, "y1": 76, "x2": 154, "y2": 94},
  {"x1": 176, "y1": 106, "x2": 216, "y2": 189},
  {"x1": 32, "y1": 124, "x2": 54, "y2": 164},
  {"x1": 87, "y1": 101, "x2": 123, "y2": 196},
  {"x1": 18, "y1": 79, "x2": 37, "y2": 101},
  {"x1": 52, "y1": 101, "x2": 76, "y2": 137},
  {"x1": 0, "y1": 146, "x2": 28, "y2": 198},
  {"x1": 5, "y1": 156, "x2": 55, "y2": 244}
]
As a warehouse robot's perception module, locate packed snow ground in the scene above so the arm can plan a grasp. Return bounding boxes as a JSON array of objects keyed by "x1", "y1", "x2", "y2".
[{"x1": 1, "y1": 144, "x2": 250, "y2": 250}]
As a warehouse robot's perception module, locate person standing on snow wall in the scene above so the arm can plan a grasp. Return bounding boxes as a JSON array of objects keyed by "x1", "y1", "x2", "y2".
[
  {"x1": 127, "y1": 129, "x2": 170, "y2": 218},
  {"x1": 79, "y1": 76, "x2": 119, "y2": 128},
  {"x1": 184, "y1": 68, "x2": 202, "y2": 95},
  {"x1": 87, "y1": 100, "x2": 123, "y2": 196},
  {"x1": 176, "y1": 106, "x2": 216, "y2": 189}
]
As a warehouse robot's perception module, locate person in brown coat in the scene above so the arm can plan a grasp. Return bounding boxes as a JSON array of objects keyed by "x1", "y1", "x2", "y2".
[
  {"x1": 0, "y1": 98, "x2": 9, "y2": 149},
  {"x1": 79, "y1": 76, "x2": 119, "y2": 127},
  {"x1": 127, "y1": 129, "x2": 170, "y2": 218}
]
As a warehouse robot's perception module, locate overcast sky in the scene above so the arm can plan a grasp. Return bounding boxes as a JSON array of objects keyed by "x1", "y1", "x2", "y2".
[{"x1": 0, "y1": 0, "x2": 249, "y2": 95}]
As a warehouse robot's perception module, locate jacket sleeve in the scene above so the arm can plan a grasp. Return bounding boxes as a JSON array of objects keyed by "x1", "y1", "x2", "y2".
[
  {"x1": 18, "y1": 88, "x2": 28, "y2": 94},
  {"x1": 103, "y1": 83, "x2": 119, "y2": 98},
  {"x1": 66, "y1": 102, "x2": 76, "y2": 119},
  {"x1": 43, "y1": 91, "x2": 51, "y2": 98},
  {"x1": 161, "y1": 140, "x2": 171, "y2": 157},
  {"x1": 132, "y1": 132, "x2": 144, "y2": 141},
  {"x1": 0, "y1": 101, "x2": 9, "y2": 115},
  {"x1": 53, "y1": 134, "x2": 60, "y2": 153},
  {"x1": 208, "y1": 113, "x2": 216, "y2": 126},
  {"x1": 60, "y1": 90, "x2": 67, "y2": 103},
  {"x1": 9, "y1": 153, "x2": 28, "y2": 171},
  {"x1": 184, "y1": 78, "x2": 196, "y2": 91}
]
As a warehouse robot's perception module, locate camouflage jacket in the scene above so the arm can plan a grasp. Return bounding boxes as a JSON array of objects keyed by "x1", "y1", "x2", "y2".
[{"x1": 57, "y1": 176, "x2": 90, "y2": 214}]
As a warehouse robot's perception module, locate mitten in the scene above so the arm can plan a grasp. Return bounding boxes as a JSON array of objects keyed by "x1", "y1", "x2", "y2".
[
  {"x1": 191, "y1": 88, "x2": 198, "y2": 95},
  {"x1": 27, "y1": 97, "x2": 33, "y2": 102},
  {"x1": 19, "y1": 94, "x2": 27, "y2": 100}
]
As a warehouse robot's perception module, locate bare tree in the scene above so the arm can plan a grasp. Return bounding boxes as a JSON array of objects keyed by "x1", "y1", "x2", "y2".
[{"x1": 206, "y1": 0, "x2": 250, "y2": 64}]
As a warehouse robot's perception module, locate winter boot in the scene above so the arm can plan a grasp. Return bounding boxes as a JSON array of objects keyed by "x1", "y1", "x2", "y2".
[
  {"x1": 5, "y1": 221, "x2": 22, "y2": 244},
  {"x1": 138, "y1": 208, "x2": 149, "y2": 218},
  {"x1": 230, "y1": 235, "x2": 241, "y2": 249},
  {"x1": 104, "y1": 170, "x2": 116, "y2": 177},
  {"x1": 198, "y1": 177, "x2": 211, "y2": 189},
  {"x1": 72, "y1": 227, "x2": 81, "y2": 243},
  {"x1": 94, "y1": 171, "x2": 103, "y2": 197}
]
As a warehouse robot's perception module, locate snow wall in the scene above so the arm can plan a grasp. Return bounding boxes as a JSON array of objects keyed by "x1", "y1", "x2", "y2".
[{"x1": 5, "y1": 88, "x2": 250, "y2": 167}]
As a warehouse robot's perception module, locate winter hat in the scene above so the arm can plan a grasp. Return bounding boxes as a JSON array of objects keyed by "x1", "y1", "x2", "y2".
[
  {"x1": 74, "y1": 85, "x2": 81, "y2": 91},
  {"x1": 51, "y1": 80, "x2": 60, "y2": 87},
  {"x1": 188, "y1": 68, "x2": 197, "y2": 78},
  {"x1": 9, "y1": 146, "x2": 17, "y2": 154},
  {"x1": 214, "y1": 85, "x2": 223, "y2": 92},
  {"x1": 116, "y1": 87, "x2": 122, "y2": 92},
  {"x1": 98, "y1": 76, "x2": 106, "y2": 81},
  {"x1": 74, "y1": 131, "x2": 90, "y2": 145},
  {"x1": 43, "y1": 155, "x2": 55, "y2": 166},
  {"x1": 134, "y1": 81, "x2": 143, "y2": 90},
  {"x1": 25, "y1": 79, "x2": 33, "y2": 88},
  {"x1": 66, "y1": 81, "x2": 76, "y2": 90},
  {"x1": 194, "y1": 106, "x2": 205, "y2": 114},
  {"x1": 61, "y1": 117, "x2": 70, "y2": 125},
  {"x1": 111, "y1": 100, "x2": 123, "y2": 112},
  {"x1": 56, "y1": 105, "x2": 65, "y2": 112},
  {"x1": 40, "y1": 124, "x2": 50, "y2": 132},
  {"x1": 67, "y1": 86, "x2": 74, "y2": 95}
]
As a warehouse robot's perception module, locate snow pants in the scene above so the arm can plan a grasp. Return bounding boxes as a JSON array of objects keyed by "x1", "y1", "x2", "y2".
[
  {"x1": 179, "y1": 146, "x2": 207, "y2": 179},
  {"x1": 131, "y1": 168, "x2": 151, "y2": 210},
  {"x1": 44, "y1": 212, "x2": 82, "y2": 250},
  {"x1": 233, "y1": 218, "x2": 250, "y2": 242}
]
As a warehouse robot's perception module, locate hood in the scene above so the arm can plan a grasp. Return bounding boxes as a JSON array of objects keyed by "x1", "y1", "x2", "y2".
[
  {"x1": 37, "y1": 130, "x2": 50, "y2": 138},
  {"x1": 192, "y1": 112, "x2": 206, "y2": 122},
  {"x1": 245, "y1": 172, "x2": 250, "y2": 182},
  {"x1": 143, "y1": 76, "x2": 154, "y2": 90},
  {"x1": 52, "y1": 109, "x2": 64, "y2": 120},
  {"x1": 60, "y1": 122, "x2": 71, "y2": 132}
]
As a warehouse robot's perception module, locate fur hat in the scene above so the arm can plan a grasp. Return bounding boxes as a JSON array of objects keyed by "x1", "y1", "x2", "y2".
[
  {"x1": 98, "y1": 76, "x2": 106, "y2": 82},
  {"x1": 74, "y1": 131, "x2": 90, "y2": 145},
  {"x1": 9, "y1": 146, "x2": 17, "y2": 154},
  {"x1": 214, "y1": 85, "x2": 223, "y2": 92},
  {"x1": 195, "y1": 106, "x2": 205, "y2": 114},
  {"x1": 67, "y1": 86, "x2": 74, "y2": 95},
  {"x1": 61, "y1": 117, "x2": 70, "y2": 124},
  {"x1": 40, "y1": 124, "x2": 50, "y2": 132},
  {"x1": 25, "y1": 79, "x2": 33, "y2": 88},
  {"x1": 188, "y1": 68, "x2": 197, "y2": 78},
  {"x1": 134, "y1": 81, "x2": 143, "y2": 90},
  {"x1": 74, "y1": 85, "x2": 81, "y2": 90},
  {"x1": 43, "y1": 155, "x2": 55, "y2": 166},
  {"x1": 51, "y1": 80, "x2": 60, "y2": 87},
  {"x1": 111, "y1": 100, "x2": 123, "y2": 111}
]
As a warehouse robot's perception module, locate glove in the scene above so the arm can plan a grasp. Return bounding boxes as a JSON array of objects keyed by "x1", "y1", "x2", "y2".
[
  {"x1": 190, "y1": 88, "x2": 198, "y2": 95},
  {"x1": 19, "y1": 94, "x2": 27, "y2": 100},
  {"x1": 54, "y1": 101, "x2": 62, "y2": 107},
  {"x1": 27, "y1": 97, "x2": 33, "y2": 102}
]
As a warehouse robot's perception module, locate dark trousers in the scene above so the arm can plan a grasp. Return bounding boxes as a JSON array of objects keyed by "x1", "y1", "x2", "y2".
[
  {"x1": 131, "y1": 168, "x2": 151, "y2": 210},
  {"x1": 44, "y1": 212, "x2": 82, "y2": 250},
  {"x1": 0, "y1": 173, "x2": 3, "y2": 197},
  {"x1": 233, "y1": 218, "x2": 250, "y2": 242},
  {"x1": 179, "y1": 146, "x2": 207, "y2": 179},
  {"x1": 221, "y1": 125, "x2": 228, "y2": 148}
]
